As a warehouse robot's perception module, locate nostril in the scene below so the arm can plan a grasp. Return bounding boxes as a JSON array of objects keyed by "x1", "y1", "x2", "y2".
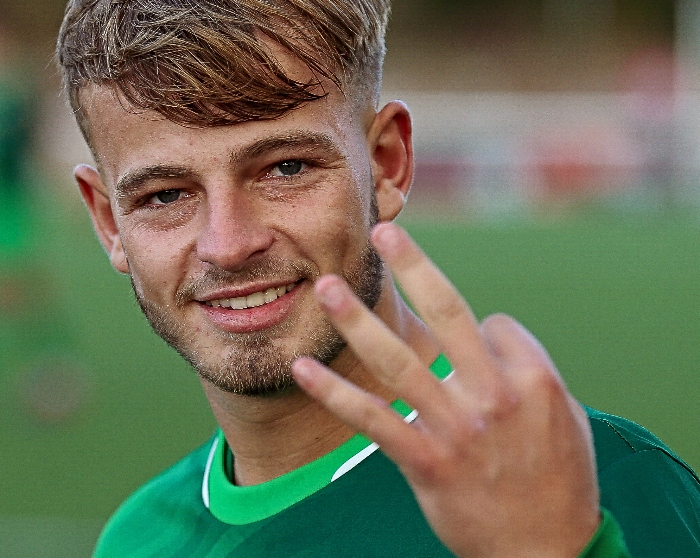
[{"x1": 196, "y1": 227, "x2": 275, "y2": 271}]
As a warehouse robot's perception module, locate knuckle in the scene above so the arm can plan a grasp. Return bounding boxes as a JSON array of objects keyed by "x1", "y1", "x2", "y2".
[
  {"x1": 486, "y1": 385, "x2": 521, "y2": 421},
  {"x1": 342, "y1": 299, "x2": 367, "y2": 327},
  {"x1": 421, "y1": 288, "x2": 468, "y2": 328},
  {"x1": 386, "y1": 359, "x2": 424, "y2": 391},
  {"x1": 356, "y1": 400, "x2": 386, "y2": 433},
  {"x1": 444, "y1": 412, "x2": 478, "y2": 444},
  {"x1": 522, "y1": 362, "x2": 565, "y2": 399},
  {"x1": 410, "y1": 443, "x2": 448, "y2": 482}
]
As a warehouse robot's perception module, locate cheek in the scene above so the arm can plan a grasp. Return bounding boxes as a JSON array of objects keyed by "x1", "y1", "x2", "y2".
[
  {"x1": 343, "y1": 127, "x2": 376, "y2": 227},
  {"x1": 119, "y1": 225, "x2": 192, "y2": 301},
  {"x1": 288, "y1": 186, "x2": 370, "y2": 270}
]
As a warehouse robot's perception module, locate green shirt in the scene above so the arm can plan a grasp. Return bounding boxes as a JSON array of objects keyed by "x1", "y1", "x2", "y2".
[{"x1": 94, "y1": 356, "x2": 700, "y2": 557}]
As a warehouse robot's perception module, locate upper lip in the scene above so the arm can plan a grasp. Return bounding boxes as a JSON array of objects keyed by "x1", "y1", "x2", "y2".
[{"x1": 195, "y1": 279, "x2": 301, "y2": 302}]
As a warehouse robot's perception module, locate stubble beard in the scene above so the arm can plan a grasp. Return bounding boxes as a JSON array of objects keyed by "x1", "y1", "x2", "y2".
[{"x1": 132, "y1": 241, "x2": 384, "y2": 397}]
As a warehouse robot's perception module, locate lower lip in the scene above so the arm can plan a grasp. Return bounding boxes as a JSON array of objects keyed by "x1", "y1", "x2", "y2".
[{"x1": 198, "y1": 282, "x2": 305, "y2": 333}]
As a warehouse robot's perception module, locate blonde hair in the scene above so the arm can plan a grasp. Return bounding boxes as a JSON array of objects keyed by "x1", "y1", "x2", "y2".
[{"x1": 57, "y1": 0, "x2": 390, "y2": 135}]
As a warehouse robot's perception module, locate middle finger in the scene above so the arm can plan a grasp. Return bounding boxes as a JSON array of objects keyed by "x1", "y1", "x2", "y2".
[{"x1": 371, "y1": 223, "x2": 504, "y2": 395}]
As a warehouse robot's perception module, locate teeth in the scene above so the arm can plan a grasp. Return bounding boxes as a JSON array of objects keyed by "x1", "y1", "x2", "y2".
[
  {"x1": 206, "y1": 283, "x2": 296, "y2": 310},
  {"x1": 264, "y1": 288, "x2": 277, "y2": 303},
  {"x1": 246, "y1": 291, "x2": 265, "y2": 308}
]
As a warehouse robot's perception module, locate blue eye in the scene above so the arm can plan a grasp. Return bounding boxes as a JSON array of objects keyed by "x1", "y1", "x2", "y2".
[
  {"x1": 153, "y1": 189, "x2": 182, "y2": 204},
  {"x1": 271, "y1": 161, "x2": 306, "y2": 177}
]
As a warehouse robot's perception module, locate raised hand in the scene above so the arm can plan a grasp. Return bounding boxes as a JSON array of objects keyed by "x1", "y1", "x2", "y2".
[{"x1": 292, "y1": 222, "x2": 600, "y2": 558}]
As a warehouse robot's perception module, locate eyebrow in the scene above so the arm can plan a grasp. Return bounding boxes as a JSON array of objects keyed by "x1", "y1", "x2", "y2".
[
  {"x1": 114, "y1": 166, "x2": 193, "y2": 201},
  {"x1": 230, "y1": 130, "x2": 345, "y2": 166},
  {"x1": 114, "y1": 130, "x2": 346, "y2": 200}
]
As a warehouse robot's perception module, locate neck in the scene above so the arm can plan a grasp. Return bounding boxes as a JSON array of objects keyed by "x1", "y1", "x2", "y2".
[
  {"x1": 202, "y1": 376, "x2": 359, "y2": 486},
  {"x1": 201, "y1": 279, "x2": 439, "y2": 486}
]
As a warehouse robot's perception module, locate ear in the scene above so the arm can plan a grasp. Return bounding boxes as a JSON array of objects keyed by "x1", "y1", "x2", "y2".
[
  {"x1": 367, "y1": 100, "x2": 414, "y2": 222},
  {"x1": 74, "y1": 164, "x2": 129, "y2": 274}
]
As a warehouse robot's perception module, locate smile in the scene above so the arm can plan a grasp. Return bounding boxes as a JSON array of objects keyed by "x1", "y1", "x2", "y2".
[{"x1": 204, "y1": 283, "x2": 297, "y2": 310}]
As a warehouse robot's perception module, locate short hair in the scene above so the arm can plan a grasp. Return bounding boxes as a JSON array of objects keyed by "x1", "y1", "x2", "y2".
[{"x1": 56, "y1": 0, "x2": 391, "y2": 138}]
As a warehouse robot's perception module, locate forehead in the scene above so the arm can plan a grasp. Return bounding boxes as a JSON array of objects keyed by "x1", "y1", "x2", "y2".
[
  {"x1": 78, "y1": 35, "x2": 372, "y2": 189},
  {"x1": 81, "y1": 82, "x2": 366, "y2": 191}
]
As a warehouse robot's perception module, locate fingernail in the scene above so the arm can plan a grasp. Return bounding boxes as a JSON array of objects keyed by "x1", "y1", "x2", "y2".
[
  {"x1": 292, "y1": 358, "x2": 315, "y2": 388},
  {"x1": 372, "y1": 223, "x2": 401, "y2": 254},
  {"x1": 316, "y1": 277, "x2": 345, "y2": 311}
]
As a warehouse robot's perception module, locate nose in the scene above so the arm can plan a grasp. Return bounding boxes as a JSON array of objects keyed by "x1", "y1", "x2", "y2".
[{"x1": 196, "y1": 191, "x2": 274, "y2": 271}]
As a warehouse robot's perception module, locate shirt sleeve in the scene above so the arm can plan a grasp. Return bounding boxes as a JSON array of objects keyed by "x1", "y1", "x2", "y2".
[
  {"x1": 578, "y1": 508, "x2": 630, "y2": 558},
  {"x1": 598, "y1": 448, "x2": 700, "y2": 556}
]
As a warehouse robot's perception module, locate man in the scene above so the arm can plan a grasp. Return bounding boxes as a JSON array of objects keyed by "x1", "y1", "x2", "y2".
[{"x1": 57, "y1": 1, "x2": 700, "y2": 556}]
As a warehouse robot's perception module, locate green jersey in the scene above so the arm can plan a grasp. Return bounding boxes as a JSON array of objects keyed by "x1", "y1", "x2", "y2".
[{"x1": 94, "y1": 356, "x2": 700, "y2": 557}]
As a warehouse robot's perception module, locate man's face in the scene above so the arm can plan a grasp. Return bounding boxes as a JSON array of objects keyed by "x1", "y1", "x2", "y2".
[{"x1": 79, "y1": 79, "x2": 388, "y2": 396}]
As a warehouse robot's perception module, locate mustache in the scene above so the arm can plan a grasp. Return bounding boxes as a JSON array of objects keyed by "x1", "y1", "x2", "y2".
[{"x1": 175, "y1": 258, "x2": 318, "y2": 307}]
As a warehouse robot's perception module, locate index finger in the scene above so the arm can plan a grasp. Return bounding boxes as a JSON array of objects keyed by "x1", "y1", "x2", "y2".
[{"x1": 371, "y1": 223, "x2": 500, "y2": 393}]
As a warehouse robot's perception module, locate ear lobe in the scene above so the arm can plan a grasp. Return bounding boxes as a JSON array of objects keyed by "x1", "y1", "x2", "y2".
[
  {"x1": 368, "y1": 100, "x2": 414, "y2": 222},
  {"x1": 74, "y1": 164, "x2": 129, "y2": 274}
]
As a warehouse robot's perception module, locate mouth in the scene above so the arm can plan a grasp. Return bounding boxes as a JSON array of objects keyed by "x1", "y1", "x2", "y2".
[{"x1": 203, "y1": 282, "x2": 298, "y2": 310}]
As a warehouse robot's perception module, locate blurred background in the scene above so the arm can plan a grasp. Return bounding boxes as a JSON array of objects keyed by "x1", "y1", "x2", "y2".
[{"x1": 1, "y1": 0, "x2": 699, "y2": 556}]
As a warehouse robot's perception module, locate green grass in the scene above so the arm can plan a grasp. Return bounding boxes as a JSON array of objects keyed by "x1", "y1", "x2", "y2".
[
  {"x1": 2, "y1": 195, "x2": 699, "y2": 555},
  {"x1": 401, "y1": 213, "x2": 700, "y2": 471}
]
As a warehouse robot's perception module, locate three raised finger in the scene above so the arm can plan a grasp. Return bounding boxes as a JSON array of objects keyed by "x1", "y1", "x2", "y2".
[
  {"x1": 371, "y1": 223, "x2": 509, "y2": 400},
  {"x1": 311, "y1": 274, "x2": 454, "y2": 429},
  {"x1": 292, "y1": 356, "x2": 432, "y2": 469}
]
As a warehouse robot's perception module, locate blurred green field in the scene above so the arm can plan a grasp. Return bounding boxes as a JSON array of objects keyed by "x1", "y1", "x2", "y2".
[{"x1": 1, "y1": 196, "x2": 699, "y2": 556}]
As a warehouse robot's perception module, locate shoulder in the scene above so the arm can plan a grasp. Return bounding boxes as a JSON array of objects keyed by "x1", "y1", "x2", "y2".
[
  {"x1": 585, "y1": 405, "x2": 700, "y2": 493},
  {"x1": 586, "y1": 406, "x2": 695, "y2": 473},
  {"x1": 585, "y1": 407, "x2": 700, "y2": 557},
  {"x1": 93, "y1": 437, "x2": 216, "y2": 558}
]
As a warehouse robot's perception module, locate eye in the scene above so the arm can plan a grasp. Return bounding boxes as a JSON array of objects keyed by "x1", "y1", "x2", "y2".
[
  {"x1": 149, "y1": 189, "x2": 183, "y2": 205},
  {"x1": 269, "y1": 160, "x2": 307, "y2": 178}
]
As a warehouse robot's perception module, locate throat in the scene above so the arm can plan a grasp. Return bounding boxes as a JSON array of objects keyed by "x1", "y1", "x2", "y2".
[
  {"x1": 229, "y1": 417, "x2": 358, "y2": 486},
  {"x1": 205, "y1": 385, "x2": 358, "y2": 486}
]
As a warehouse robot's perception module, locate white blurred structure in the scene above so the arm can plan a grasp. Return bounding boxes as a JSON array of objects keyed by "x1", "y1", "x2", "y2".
[
  {"x1": 46, "y1": 87, "x2": 700, "y2": 219},
  {"x1": 383, "y1": 89, "x2": 700, "y2": 218},
  {"x1": 677, "y1": 0, "x2": 700, "y2": 88},
  {"x1": 42, "y1": 0, "x2": 700, "y2": 219}
]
